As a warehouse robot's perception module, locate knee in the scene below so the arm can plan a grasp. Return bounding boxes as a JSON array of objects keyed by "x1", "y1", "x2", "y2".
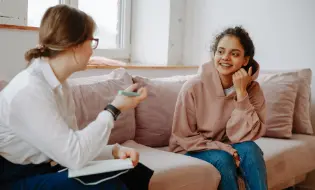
[
  {"x1": 237, "y1": 141, "x2": 263, "y2": 156},
  {"x1": 213, "y1": 151, "x2": 238, "y2": 181},
  {"x1": 215, "y1": 151, "x2": 236, "y2": 170}
]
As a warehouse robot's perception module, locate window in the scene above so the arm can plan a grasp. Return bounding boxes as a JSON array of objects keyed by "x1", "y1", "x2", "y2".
[
  {"x1": 27, "y1": 0, "x2": 131, "y2": 60},
  {"x1": 27, "y1": 0, "x2": 59, "y2": 27}
]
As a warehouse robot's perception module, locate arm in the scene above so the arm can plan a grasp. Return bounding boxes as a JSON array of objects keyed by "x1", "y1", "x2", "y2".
[
  {"x1": 169, "y1": 84, "x2": 236, "y2": 155},
  {"x1": 9, "y1": 86, "x2": 115, "y2": 169},
  {"x1": 226, "y1": 82, "x2": 266, "y2": 143}
]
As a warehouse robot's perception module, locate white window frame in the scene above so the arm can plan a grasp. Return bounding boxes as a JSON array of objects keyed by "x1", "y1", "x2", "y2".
[{"x1": 60, "y1": 0, "x2": 131, "y2": 60}]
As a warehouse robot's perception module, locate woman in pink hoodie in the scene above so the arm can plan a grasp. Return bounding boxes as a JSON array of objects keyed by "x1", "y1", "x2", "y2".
[{"x1": 169, "y1": 26, "x2": 267, "y2": 190}]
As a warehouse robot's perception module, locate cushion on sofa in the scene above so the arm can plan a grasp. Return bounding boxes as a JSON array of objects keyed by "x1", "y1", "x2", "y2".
[
  {"x1": 88, "y1": 56, "x2": 127, "y2": 66},
  {"x1": 122, "y1": 140, "x2": 221, "y2": 190},
  {"x1": 255, "y1": 135, "x2": 315, "y2": 189},
  {"x1": 68, "y1": 68, "x2": 136, "y2": 144},
  {"x1": 260, "y1": 69, "x2": 313, "y2": 135},
  {"x1": 292, "y1": 69, "x2": 313, "y2": 134},
  {"x1": 132, "y1": 75, "x2": 195, "y2": 147},
  {"x1": 257, "y1": 73, "x2": 299, "y2": 138},
  {"x1": 155, "y1": 134, "x2": 315, "y2": 190}
]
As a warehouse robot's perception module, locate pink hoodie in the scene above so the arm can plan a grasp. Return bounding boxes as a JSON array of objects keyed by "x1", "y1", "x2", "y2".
[{"x1": 169, "y1": 61, "x2": 266, "y2": 155}]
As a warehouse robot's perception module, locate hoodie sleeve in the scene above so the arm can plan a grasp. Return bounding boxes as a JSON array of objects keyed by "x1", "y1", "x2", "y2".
[
  {"x1": 169, "y1": 82, "x2": 237, "y2": 156},
  {"x1": 226, "y1": 81, "x2": 266, "y2": 143}
]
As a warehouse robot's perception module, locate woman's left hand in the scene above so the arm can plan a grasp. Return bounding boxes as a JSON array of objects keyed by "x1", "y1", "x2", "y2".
[
  {"x1": 112, "y1": 145, "x2": 139, "y2": 167},
  {"x1": 233, "y1": 67, "x2": 253, "y2": 100},
  {"x1": 233, "y1": 152, "x2": 240, "y2": 168}
]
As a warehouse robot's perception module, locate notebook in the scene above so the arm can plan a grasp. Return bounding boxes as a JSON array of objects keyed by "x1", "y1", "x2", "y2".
[{"x1": 68, "y1": 158, "x2": 134, "y2": 178}]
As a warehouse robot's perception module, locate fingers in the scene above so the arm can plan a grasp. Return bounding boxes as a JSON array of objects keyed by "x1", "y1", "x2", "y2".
[
  {"x1": 129, "y1": 150, "x2": 140, "y2": 167},
  {"x1": 234, "y1": 68, "x2": 251, "y2": 79},
  {"x1": 233, "y1": 70, "x2": 241, "y2": 79},
  {"x1": 121, "y1": 153, "x2": 127, "y2": 159},
  {"x1": 248, "y1": 66, "x2": 253, "y2": 76},
  {"x1": 239, "y1": 68, "x2": 247, "y2": 76},
  {"x1": 124, "y1": 83, "x2": 139, "y2": 92},
  {"x1": 136, "y1": 87, "x2": 148, "y2": 101},
  {"x1": 119, "y1": 150, "x2": 127, "y2": 159},
  {"x1": 119, "y1": 147, "x2": 140, "y2": 167}
]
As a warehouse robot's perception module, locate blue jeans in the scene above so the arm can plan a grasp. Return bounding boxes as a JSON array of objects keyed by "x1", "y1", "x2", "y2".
[
  {"x1": 186, "y1": 141, "x2": 267, "y2": 190},
  {"x1": 2, "y1": 171, "x2": 128, "y2": 190},
  {"x1": 0, "y1": 156, "x2": 128, "y2": 190}
]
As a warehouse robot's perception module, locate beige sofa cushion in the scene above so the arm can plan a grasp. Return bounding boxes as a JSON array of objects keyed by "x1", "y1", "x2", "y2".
[
  {"x1": 256, "y1": 134, "x2": 315, "y2": 189},
  {"x1": 155, "y1": 135, "x2": 315, "y2": 189},
  {"x1": 122, "y1": 140, "x2": 221, "y2": 190}
]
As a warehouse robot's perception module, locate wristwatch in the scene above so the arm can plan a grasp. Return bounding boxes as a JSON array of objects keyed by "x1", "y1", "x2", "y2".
[{"x1": 104, "y1": 104, "x2": 121, "y2": 121}]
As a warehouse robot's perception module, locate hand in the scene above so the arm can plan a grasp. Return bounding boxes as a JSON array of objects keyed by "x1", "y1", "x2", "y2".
[
  {"x1": 233, "y1": 152, "x2": 240, "y2": 168},
  {"x1": 112, "y1": 144, "x2": 140, "y2": 167},
  {"x1": 232, "y1": 67, "x2": 253, "y2": 100},
  {"x1": 111, "y1": 83, "x2": 147, "y2": 111}
]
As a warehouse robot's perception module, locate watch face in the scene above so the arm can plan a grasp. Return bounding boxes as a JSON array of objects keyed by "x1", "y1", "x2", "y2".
[{"x1": 105, "y1": 105, "x2": 120, "y2": 121}]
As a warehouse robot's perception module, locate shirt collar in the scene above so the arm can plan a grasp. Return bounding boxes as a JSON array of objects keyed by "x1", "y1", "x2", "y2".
[{"x1": 37, "y1": 59, "x2": 61, "y2": 89}]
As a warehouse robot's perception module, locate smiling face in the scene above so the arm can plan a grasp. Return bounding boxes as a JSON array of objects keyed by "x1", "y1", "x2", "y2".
[{"x1": 214, "y1": 35, "x2": 249, "y2": 77}]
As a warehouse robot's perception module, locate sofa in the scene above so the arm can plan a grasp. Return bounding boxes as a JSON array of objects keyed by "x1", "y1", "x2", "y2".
[
  {"x1": 65, "y1": 66, "x2": 315, "y2": 190},
  {"x1": 2, "y1": 66, "x2": 315, "y2": 190}
]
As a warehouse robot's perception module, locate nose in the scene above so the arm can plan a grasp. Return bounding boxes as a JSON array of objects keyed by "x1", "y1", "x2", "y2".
[{"x1": 221, "y1": 53, "x2": 230, "y2": 61}]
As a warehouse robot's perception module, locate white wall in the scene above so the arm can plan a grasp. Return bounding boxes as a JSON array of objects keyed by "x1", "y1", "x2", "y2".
[
  {"x1": 131, "y1": 0, "x2": 186, "y2": 66},
  {"x1": 0, "y1": 29, "x2": 37, "y2": 80},
  {"x1": 72, "y1": 67, "x2": 197, "y2": 78},
  {"x1": 131, "y1": 0, "x2": 170, "y2": 65},
  {"x1": 183, "y1": 0, "x2": 315, "y2": 72},
  {"x1": 2, "y1": 0, "x2": 315, "y2": 80},
  {"x1": 0, "y1": 0, "x2": 27, "y2": 25},
  {"x1": 167, "y1": 0, "x2": 186, "y2": 66}
]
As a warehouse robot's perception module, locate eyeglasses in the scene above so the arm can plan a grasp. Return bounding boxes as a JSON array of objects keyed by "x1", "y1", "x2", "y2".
[{"x1": 90, "y1": 38, "x2": 99, "y2": 49}]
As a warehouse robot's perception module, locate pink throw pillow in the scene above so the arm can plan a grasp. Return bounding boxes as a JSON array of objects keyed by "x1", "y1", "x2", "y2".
[
  {"x1": 292, "y1": 69, "x2": 313, "y2": 135},
  {"x1": 133, "y1": 75, "x2": 195, "y2": 147},
  {"x1": 259, "y1": 69, "x2": 313, "y2": 135},
  {"x1": 68, "y1": 68, "x2": 135, "y2": 144},
  {"x1": 88, "y1": 56, "x2": 127, "y2": 66},
  {"x1": 257, "y1": 73, "x2": 299, "y2": 138}
]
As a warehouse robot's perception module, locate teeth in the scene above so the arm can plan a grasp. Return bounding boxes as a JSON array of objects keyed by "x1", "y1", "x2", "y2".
[{"x1": 221, "y1": 63, "x2": 231, "y2": 67}]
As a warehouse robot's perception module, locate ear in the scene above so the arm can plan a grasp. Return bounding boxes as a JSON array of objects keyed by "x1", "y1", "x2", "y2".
[{"x1": 243, "y1": 56, "x2": 250, "y2": 67}]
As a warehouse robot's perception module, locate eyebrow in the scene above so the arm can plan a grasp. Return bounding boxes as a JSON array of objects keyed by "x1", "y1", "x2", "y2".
[{"x1": 218, "y1": 47, "x2": 241, "y2": 52}]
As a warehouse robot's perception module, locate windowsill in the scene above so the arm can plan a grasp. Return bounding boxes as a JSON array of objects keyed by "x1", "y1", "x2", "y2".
[
  {"x1": 87, "y1": 64, "x2": 198, "y2": 70},
  {"x1": 0, "y1": 25, "x2": 199, "y2": 70},
  {"x1": 0, "y1": 24, "x2": 39, "y2": 31}
]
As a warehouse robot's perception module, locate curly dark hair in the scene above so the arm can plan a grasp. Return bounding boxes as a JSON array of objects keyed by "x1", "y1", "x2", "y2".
[{"x1": 211, "y1": 26, "x2": 256, "y2": 73}]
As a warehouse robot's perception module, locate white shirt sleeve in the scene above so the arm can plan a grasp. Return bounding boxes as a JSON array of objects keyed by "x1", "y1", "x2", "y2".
[
  {"x1": 95, "y1": 145, "x2": 115, "y2": 160},
  {"x1": 9, "y1": 85, "x2": 115, "y2": 169}
]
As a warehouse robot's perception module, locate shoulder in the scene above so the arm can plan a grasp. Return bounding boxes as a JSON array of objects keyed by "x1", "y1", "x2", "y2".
[
  {"x1": 4, "y1": 70, "x2": 53, "y2": 106},
  {"x1": 178, "y1": 75, "x2": 203, "y2": 98}
]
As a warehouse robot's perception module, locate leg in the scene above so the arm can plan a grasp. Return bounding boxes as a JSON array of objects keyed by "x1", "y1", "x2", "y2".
[
  {"x1": 3, "y1": 170, "x2": 128, "y2": 190},
  {"x1": 186, "y1": 150, "x2": 238, "y2": 190},
  {"x1": 232, "y1": 141, "x2": 268, "y2": 190}
]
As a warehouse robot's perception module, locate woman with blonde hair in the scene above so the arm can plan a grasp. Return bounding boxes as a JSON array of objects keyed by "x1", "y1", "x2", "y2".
[{"x1": 0, "y1": 4, "x2": 148, "y2": 189}]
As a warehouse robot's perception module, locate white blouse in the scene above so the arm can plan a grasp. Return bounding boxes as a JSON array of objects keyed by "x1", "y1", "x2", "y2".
[{"x1": 0, "y1": 58, "x2": 115, "y2": 169}]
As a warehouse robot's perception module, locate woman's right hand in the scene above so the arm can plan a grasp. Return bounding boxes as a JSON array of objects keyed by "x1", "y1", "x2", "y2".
[{"x1": 111, "y1": 83, "x2": 147, "y2": 111}]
